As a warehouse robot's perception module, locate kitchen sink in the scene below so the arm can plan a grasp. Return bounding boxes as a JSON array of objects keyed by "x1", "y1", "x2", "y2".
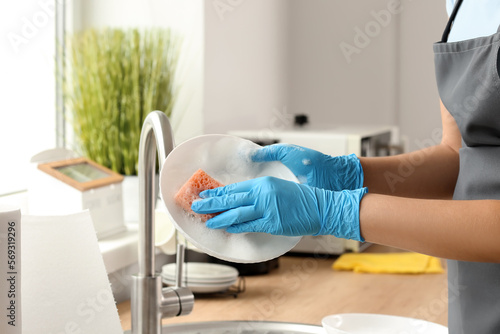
[{"x1": 124, "y1": 320, "x2": 325, "y2": 334}]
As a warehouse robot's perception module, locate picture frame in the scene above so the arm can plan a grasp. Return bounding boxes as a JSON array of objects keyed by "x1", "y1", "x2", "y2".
[{"x1": 37, "y1": 157, "x2": 124, "y2": 192}]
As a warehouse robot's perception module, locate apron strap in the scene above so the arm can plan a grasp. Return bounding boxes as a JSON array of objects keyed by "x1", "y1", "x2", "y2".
[{"x1": 441, "y1": 0, "x2": 464, "y2": 43}]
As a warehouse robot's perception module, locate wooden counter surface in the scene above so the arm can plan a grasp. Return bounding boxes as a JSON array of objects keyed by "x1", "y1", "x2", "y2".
[{"x1": 117, "y1": 245, "x2": 448, "y2": 331}]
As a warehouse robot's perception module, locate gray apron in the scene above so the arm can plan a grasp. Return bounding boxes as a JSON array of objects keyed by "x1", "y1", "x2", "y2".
[{"x1": 434, "y1": 0, "x2": 500, "y2": 332}]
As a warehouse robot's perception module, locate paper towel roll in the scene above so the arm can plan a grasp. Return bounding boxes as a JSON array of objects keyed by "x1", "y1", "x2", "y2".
[
  {"x1": 22, "y1": 211, "x2": 122, "y2": 334},
  {"x1": 0, "y1": 205, "x2": 21, "y2": 334}
]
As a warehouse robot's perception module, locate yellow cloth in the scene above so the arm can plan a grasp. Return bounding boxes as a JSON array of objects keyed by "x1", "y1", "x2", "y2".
[{"x1": 332, "y1": 252, "x2": 444, "y2": 274}]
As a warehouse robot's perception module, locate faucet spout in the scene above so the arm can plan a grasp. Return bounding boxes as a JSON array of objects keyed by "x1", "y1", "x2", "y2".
[
  {"x1": 137, "y1": 110, "x2": 174, "y2": 277},
  {"x1": 131, "y1": 111, "x2": 194, "y2": 334}
]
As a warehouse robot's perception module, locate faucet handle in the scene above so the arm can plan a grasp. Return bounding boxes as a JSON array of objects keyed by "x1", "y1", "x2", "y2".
[
  {"x1": 159, "y1": 242, "x2": 194, "y2": 318},
  {"x1": 175, "y1": 242, "x2": 186, "y2": 287},
  {"x1": 160, "y1": 286, "x2": 194, "y2": 318}
]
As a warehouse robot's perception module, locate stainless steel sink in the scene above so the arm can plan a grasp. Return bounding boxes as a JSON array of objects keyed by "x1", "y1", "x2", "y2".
[{"x1": 124, "y1": 320, "x2": 325, "y2": 334}]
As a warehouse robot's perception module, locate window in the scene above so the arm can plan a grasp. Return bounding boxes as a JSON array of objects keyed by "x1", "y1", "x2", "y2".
[
  {"x1": 0, "y1": 1, "x2": 57, "y2": 195},
  {"x1": 0, "y1": 0, "x2": 204, "y2": 196}
]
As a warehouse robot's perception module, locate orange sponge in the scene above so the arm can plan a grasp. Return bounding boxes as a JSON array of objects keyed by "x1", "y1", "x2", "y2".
[{"x1": 174, "y1": 169, "x2": 224, "y2": 222}]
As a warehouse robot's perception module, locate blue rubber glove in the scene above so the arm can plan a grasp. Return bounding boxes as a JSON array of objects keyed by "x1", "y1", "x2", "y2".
[
  {"x1": 191, "y1": 176, "x2": 368, "y2": 241},
  {"x1": 252, "y1": 144, "x2": 364, "y2": 191}
]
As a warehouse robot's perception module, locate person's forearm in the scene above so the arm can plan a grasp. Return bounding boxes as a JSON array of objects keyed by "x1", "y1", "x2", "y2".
[
  {"x1": 359, "y1": 143, "x2": 459, "y2": 199},
  {"x1": 359, "y1": 194, "x2": 500, "y2": 262}
]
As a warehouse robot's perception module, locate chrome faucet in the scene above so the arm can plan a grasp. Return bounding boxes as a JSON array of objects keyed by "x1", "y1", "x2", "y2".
[{"x1": 131, "y1": 111, "x2": 194, "y2": 334}]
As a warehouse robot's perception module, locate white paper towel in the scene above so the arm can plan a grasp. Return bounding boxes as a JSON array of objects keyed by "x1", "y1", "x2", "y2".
[{"x1": 21, "y1": 211, "x2": 123, "y2": 334}]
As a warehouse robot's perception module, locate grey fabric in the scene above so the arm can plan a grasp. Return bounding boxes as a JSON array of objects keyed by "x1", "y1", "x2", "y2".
[{"x1": 434, "y1": 13, "x2": 500, "y2": 334}]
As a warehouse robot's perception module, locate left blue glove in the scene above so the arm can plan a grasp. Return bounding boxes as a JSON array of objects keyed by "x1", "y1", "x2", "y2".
[{"x1": 191, "y1": 176, "x2": 367, "y2": 241}]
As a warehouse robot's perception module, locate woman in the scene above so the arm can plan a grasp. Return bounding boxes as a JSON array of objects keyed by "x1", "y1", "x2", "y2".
[{"x1": 193, "y1": 1, "x2": 500, "y2": 332}]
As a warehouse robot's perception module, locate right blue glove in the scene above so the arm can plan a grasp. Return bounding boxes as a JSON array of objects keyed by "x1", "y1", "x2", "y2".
[
  {"x1": 191, "y1": 176, "x2": 368, "y2": 241},
  {"x1": 252, "y1": 144, "x2": 364, "y2": 191}
]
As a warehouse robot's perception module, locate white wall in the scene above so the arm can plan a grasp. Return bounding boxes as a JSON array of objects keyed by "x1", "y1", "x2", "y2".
[
  {"x1": 203, "y1": 0, "x2": 290, "y2": 134},
  {"x1": 287, "y1": 0, "x2": 398, "y2": 128},
  {"x1": 398, "y1": 0, "x2": 448, "y2": 151},
  {"x1": 204, "y1": 0, "x2": 400, "y2": 134},
  {"x1": 204, "y1": 0, "x2": 449, "y2": 151}
]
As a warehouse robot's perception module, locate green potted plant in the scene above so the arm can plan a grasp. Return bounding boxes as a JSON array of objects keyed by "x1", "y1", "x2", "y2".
[{"x1": 65, "y1": 27, "x2": 180, "y2": 221}]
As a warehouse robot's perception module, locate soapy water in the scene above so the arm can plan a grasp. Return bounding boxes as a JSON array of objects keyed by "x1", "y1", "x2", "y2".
[
  {"x1": 174, "y1": 203, "x2": 263, "y2": 262},
  {"x1": 302, "y1": 158, "x2": 311, "y2": 166},
  {"x1": 185, "y1": 210, "x2": 231, "y2": 239},
  {"x1": 182, "y1": 136, "x2": 296, "y2": 187},
  {"x1": 218, "y1": 141, "x2": 259, "y2": 185},
  {"x1": 168, "y1": 203, "x2": 233, "y2": 244}
]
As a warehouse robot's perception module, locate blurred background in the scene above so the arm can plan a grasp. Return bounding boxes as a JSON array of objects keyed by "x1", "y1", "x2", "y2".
[{"x1": 0, "y1": 0, "x2": 447, "y2": 196}]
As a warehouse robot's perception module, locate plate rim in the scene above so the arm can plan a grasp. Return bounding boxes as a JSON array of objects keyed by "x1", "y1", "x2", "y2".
[{"x1": 161, "y1": 262, "x2": 239, "y2": 280}]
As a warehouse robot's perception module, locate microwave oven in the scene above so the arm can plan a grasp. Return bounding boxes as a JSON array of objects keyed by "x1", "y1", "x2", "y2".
[{"x1": 228, "y1": 124, "x2": 400, "y2": 255}]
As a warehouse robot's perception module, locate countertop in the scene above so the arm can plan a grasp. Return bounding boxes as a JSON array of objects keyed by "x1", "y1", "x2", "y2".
[{"x1": 117, "y1": 245, "x2": 448, "y2": 331}]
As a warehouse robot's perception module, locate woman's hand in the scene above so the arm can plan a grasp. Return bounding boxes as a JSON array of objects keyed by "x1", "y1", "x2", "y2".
[
  {"x1": 252, "y1": 144, "x2": 364, "y2": 191},
  {"x1": 191, "y1": 176, "x2": 367, "y2": 241}
]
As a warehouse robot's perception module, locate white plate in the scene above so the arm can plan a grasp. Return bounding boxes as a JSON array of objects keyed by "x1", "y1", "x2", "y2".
[
  {"x1": 322, "y1": 313, "x2": 448, "y2": 334},
  {"x1": 160, "y1": 134, "x2": 302, "y2": 263},
  {"x1": 162, "y1": 278, "x2": 237, "y2": 294},
  {"x1": 155, "y1": 199, "x2": 201, "y2": 255},
  {"x1": 161, "y1": 262, "x2": 239, "y2": 283}
]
